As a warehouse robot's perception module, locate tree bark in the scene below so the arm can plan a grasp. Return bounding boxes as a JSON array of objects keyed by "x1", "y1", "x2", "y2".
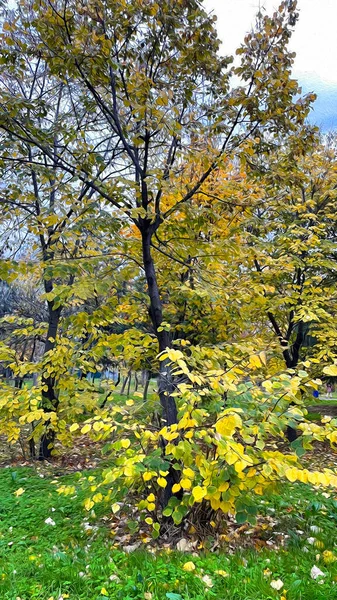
[
  {"x1": 141, "y1": 227, "x2": 177, "y2": 427},
  {"x1": 127, "y1": 371, "x2": 132, "y2": 396},
  {"x1": 134, "y1": 372, "x2": 139, "y2": 393},
  {"x1": 121, "y1": 368, "x2": 131, "y2": 395},
  {"x1": 29, "y1": 423, "x2": 36, "y2": 459},
  {"x1": 143, "y1": 370, "x2": 150, "y2": 402},
  {"x1": 141, "y1": 226, "x2": 179, "y2": 507},
  {"x1": 39, "y1": 302, "x2": 61, "y2": 460}
]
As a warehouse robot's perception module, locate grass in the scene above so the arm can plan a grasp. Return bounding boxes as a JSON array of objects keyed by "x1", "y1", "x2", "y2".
[
  {"x1": 308, "y1": 392, "x2": 337, "y2": 405},
  {"x1": 2, "y1": 468, "x2": 337, "y2": 599}
]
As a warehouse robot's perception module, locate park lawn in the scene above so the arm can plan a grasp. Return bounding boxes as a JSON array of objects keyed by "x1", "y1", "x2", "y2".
[{"x1": 1, "y1": 468, "x2": 337, "y2": 599}]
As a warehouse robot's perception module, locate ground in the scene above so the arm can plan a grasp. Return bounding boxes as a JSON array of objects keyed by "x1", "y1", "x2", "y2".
[{"x1": 2, "y1": 456, "x2": 337, "y2": 600}]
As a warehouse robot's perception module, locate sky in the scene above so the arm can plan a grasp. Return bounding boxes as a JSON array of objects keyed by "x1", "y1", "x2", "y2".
[{"x1": 204, "y1": 0, "x2": 337, "y2": 131}]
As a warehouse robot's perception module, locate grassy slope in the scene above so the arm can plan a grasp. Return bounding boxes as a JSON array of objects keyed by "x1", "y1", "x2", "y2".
[{"x1": 2, "y1": 469, "x2": 337, "y2": 599}]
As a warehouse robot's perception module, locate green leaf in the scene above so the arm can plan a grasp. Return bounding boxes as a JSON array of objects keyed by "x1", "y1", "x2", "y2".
[
  {"x1": 162, "y1": 507, "x2": 172, "y2": 517},
  {"x1": 235, "y1": 512, "x2": 247, "y2": 524}
]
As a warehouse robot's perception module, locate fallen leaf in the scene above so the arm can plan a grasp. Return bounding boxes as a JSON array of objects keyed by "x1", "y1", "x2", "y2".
[
  {"x1": 215, "y1": 570, "x2": 229, "y2": 577},
  {"x1": 183, "y1": 561, "x2": 196, "y2": 572},
  {"x1": 176, "y1": 539, "x2": 195, "y2": 552},
  {"x1": 270, "y1": 579, "x2": 284, "y2": 590},
  {"x1": 201, "y1": 574, "x2": 213, "y2": 588},
  {"x1": 123, "y1": 543, "x2": 140, "y2": 553},
  {"x1": 311, "y1": 565, "x2": 326, "y2": 580}
]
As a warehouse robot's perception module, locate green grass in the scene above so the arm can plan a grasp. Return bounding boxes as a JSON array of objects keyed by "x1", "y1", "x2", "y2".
[
  {"x1": 2, "y1": 469, "x2": 337, "y2": 598},
  {"x1": 309, "y1": 392, "x2": 337, "y2": 405}
]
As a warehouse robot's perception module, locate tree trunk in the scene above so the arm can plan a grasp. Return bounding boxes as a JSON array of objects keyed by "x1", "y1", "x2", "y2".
[
  {"x1": 29, "y1": 423, "x2": 36, "y2": 459},
  {"x1": 143, "y1": 370, "x2": 150, "y2": 402},
  {"x1": 141, "y1": 227, "x2": 177, "y2": 427},
  {"x1": 39, "y1": 303, "x2": 61, "y2": 460},
  {"x1": 127, "y1": 371, "x2": 132, "y2": 396},
  {"x1": 134, "y1": 372, "x2": 139, "y2": 392},
  {"x1": 121, "y1": 368, "x2": 131, "y2": 395},
  {"x1": 141, "y1": 226, "x2": 179, "y2": 507},
  {"x1": 283, "y1": 322, "x2": 305, "y2": 443},
  {"x1": 14, "y1": 376, "x2": 24, "y2": 390}
]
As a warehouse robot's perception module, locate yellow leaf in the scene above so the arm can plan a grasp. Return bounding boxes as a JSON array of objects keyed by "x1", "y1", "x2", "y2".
[
  {"x1": 172, "y1": 483, "x2": 181, "y2": 493},
  {"x1": 323, "y1": 364, "x2": 337, "y2": 376},
  {"x1": 84, "y1": 498, "x2": 94, "y2": 511},
  {"x1": 285, "y1": 467, "x2": 298, "y2": 483},
  {"x1": 121, "y1": 439, "x2": 130, "y2": 449},
  {"x1": 308, "y1": 471, "x2": 320, "y2": 485},
  {"x1": 180, "y1": 478, "x2": 192, "y2": 490},
  {"x1": 14, "y1": 487, "x2": 25, "y2": 497},
  {"x1": 111, "y1": 503, "x2": 120, "y2": 514},
  {"x1": 92, "y1": 493, "x2": 103, "y2": 503},
  {"x1": 81, "y1": 424, "x2": 91, "y2": 434},
  {"x1": 147, "y1": 493, "x2": 155, "y2": 502},
  {"x1": 296, "y1": 469, "x2": 308, "y2": 484},
  {"x1": 126, "y1": 399, "x2": 134, "y2": 406},
  {"x1": 249, "y1": 354, "x2": 262, "y2": 369},
  {"x1": 143, "y1": 472, "x2": 154, "y2": 482},
  {"x1": 323, "y1": 550, "x2": 337, "y2": 563},
  {"x1": 192, "y1": 486, "x2": 207, "y2": 502},
  {"x1": 183, "y1": 467, "x2": 194, "y2": 479},
  {"x1": 167, "y1": 349, "x2": 184, "y2": 361},
  {"x1": 69, "y1": 423, "x2": 79, "y2": 432},
  {"x1": 225, "y1": 450, "x2": 238, "y2": 465},
  {"x1": 216, "y1": 414, "x2": 242, "y2": 437},
  {"x1": 215, "y1": 570, "x2": 229, "y2": 577},
  {"x1": 220, "y1": 501, "x2": 232, "y2": 512},
  {"x1": 183, "y1": 561, "x2": 196, "y2": 572},
  {"x1": 101, "y1": 587, "x2": 109, "y2": 596},
  {"x1": 259, "y1": 351, "x2": 267, "y2": 365},
  {"x1": 157, "y1": 477, "x2": 167, "y2": 488}
]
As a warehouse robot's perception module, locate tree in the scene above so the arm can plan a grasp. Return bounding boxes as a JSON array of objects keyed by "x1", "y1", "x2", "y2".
[
  {"x1": 233, "y1": 138, "x2": 337, "y2": 372},
  {"x1": 0, "y1": 0, "x2": 314, "y2": 431}
]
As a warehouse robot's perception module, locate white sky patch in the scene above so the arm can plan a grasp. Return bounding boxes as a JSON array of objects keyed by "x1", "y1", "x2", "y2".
[
  {"x1": 205, "y1": 0, "x2": 337, "y2": 129},
  {"x1": 205, "y1": 0, "x2": 337, "y2": 85}
]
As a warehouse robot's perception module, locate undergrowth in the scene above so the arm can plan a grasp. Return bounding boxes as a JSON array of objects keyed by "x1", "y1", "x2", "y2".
[{"x1": 1, "y1": 467, "x2": 337, "y2": 599}]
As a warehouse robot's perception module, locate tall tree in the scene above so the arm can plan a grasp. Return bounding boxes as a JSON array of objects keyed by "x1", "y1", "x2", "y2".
[
  {"x1": 235, "y1": 139, "x2": 337, "y2": 371},
  {"x1": 0, "y1": 0, "x2": 315, "y2": 493}
]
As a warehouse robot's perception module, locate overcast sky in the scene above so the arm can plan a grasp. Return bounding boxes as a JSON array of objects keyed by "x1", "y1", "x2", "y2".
[{"x1": 205, "y1": 0, "x2": 337, "y2": 130}]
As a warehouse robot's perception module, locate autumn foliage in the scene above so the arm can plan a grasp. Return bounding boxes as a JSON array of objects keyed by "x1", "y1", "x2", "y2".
[{"x1": 0, "y1": 0, "x2": 337, "y2": 535}]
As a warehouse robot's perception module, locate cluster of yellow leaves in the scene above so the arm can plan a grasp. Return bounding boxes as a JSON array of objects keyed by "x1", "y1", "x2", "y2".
[{"x1": 57, "y1": 349, "x2": 337, "y2": 530}]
